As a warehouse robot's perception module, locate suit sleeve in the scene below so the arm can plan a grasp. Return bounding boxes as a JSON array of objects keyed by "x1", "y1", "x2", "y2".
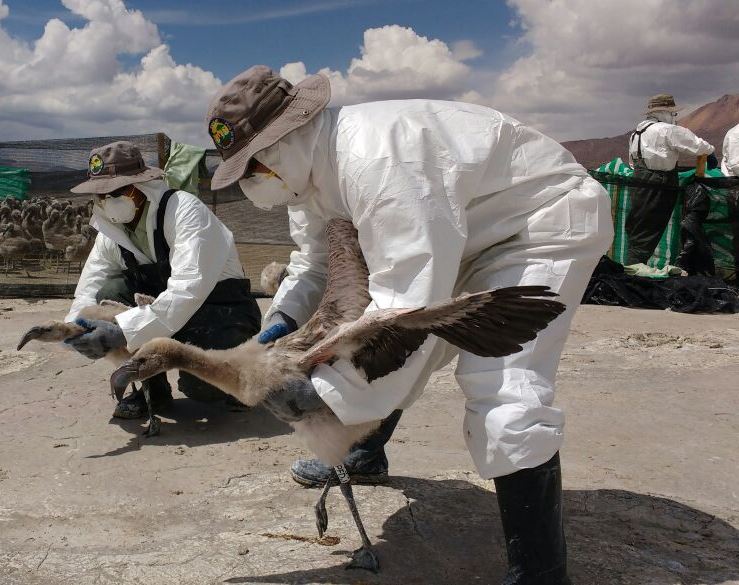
[
  {"x1": 114, "y1": 193, "x2": 232, "y2": 350},
  {"x1": 264, "y1": 205, "x2": 329, "y2": 326},
  {"x1": 667, "y1": 126, "x2": 714, "y2": 157}
]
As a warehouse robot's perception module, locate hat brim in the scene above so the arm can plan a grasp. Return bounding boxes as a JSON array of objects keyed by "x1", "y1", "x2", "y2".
[
  {"x1": 70, "y1": 167, "x2": 164, "y2": 194},
  {"x1": 211, "y1": 73, "x2": 331, "y2": 190},
  {"x1": 645, "y1": 105, "x2": 682, "y2": 114}
]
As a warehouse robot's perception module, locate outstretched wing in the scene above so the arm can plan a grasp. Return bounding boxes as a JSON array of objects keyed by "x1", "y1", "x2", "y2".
[{"x1": 298, "y1": 286, "x2": 566, "y2": 382}]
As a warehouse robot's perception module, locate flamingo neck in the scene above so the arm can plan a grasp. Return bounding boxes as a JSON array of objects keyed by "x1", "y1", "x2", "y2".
[{"x1": 167, "y1": 344, "x2": 241, "y2": 395}]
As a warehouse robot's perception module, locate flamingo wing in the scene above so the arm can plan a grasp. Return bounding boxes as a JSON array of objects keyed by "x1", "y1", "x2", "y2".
[{"x1": 298, "y1": 286, "x2": 566, "y2": 382}]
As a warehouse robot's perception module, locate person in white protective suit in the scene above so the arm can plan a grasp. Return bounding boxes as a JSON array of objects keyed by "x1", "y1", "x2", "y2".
[
  {"x1": 206, "y1": 66, "x2": 613, "y2": 584},
  {"x1": 626, "y1": 94, "x2": 715, "y2": 265},
  {"x1": 65, "y1": 141, "x2": 261, "y2": 419},
  {"x1": 721, "y1": 122, "x2": 739, "y2": 177}
]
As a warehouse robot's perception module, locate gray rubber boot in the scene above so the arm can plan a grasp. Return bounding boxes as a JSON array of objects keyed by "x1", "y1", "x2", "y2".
[{"x1": 290, "y1": 410, "x2": 402, "y2": 488}]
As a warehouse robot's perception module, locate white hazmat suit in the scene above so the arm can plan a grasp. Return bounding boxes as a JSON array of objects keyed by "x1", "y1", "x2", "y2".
[
  {"x1": 721, "y1": 122, "x2": 739, "y2": 177},
  {"x1": 258, "y1": 100, "x2": 613, "y2": 478},
  {"x1": 67, "y1": 180, "x2": 245, "y2": 351}
]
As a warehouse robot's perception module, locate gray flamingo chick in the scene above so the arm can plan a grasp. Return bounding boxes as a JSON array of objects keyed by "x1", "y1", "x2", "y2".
[{"x1": 109, "y1": 218, "x2": 566, "y2": 572}]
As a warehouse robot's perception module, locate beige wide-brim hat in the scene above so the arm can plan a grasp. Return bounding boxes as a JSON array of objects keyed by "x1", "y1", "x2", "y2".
[
  {"x1": 207, "y1": 65, "x2": 331, "y2": 190},
  {"x1": 71, "y1": 141, "x2": 164, "y2": 194},
  {"x1": 644, "y1": 93, "x2": 682, "y2": 114}
]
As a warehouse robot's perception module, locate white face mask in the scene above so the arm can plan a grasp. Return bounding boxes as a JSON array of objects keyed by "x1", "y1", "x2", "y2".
[
  {"x1": 238, "y1": 171, "x2": 297, "y2": 210},
  {"x1": 649, "y1": 110, "x2": 677, "y2": 125},
  {"x1": 100, "y1": 195, "x2": 137, "y2": 223}
]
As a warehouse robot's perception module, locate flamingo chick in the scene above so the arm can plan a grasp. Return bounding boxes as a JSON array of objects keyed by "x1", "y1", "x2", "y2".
[
  {"x1": 260, "y1": 261, "x2": 288, "y2": 296},
  {"x1": 109, "y1": 219, "x2": 566, "y2": 571}
]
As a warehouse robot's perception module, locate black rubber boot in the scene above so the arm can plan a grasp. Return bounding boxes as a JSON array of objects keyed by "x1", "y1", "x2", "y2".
[
  {"x1": 493, "y1": 453, "x2": 571, "y2": 585},
  {"x1": 290, "y1": 410, "x2": 402, "y2": 488}
]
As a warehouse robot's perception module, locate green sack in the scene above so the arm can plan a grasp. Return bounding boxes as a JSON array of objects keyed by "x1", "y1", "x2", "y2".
[
  {"x1": 164, "y1": 142, "x2": 206, "y2": 196},
  {"x1": 701, "y1": 169, "x2": 738, "y2": 279},
  {"x1": 0, "y1": 166, "x2": 30, "y2": 201}
]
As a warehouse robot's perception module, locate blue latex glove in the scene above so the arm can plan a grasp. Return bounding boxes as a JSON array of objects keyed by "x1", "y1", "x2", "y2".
[
  {"x1": 64, "y1": 318, "x2": 126, "y2": 359},
  {"x1": 258, "y1": 311, "x2": 297, "y2": 344},
  {"x1": 263, "y1": 377, "x2": 325, "y2": 422}
]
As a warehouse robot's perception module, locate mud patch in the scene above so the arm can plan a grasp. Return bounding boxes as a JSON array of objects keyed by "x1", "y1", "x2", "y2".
[
  {"x1": 559, "y1": 329, "x2": 739, "y2": 374},
  {"x1": 0, "y1": 351, "x2": 43, "y2": 376},
  {"x1": 619, "y1": 332, "x2": 724, "y2": 350}
]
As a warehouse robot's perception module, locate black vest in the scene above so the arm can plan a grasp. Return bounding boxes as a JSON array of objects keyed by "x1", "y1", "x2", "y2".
[{"x1": 118, "y1": 189, "x2": 176, "y2": 297}]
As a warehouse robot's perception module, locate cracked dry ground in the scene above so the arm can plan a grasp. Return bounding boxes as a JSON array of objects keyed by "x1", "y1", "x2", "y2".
[{"x1": 1, "y1": 299, "x2": 738, "y2": 585}]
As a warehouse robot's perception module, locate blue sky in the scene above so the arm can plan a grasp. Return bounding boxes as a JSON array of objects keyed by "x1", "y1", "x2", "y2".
[
  {"x1": 4, "y1": 0, "x2": 521, "y2": 84},
  {"x1": 1, "y1": 0, "x2": 737, "y2": 144}
]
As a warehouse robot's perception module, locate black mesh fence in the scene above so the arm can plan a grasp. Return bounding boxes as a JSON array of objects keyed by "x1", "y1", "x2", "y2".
[{"x1": 0, "y1": 133, "x2": 294, "y2": 297}]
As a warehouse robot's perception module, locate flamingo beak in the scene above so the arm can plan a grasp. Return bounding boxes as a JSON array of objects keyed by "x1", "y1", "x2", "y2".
[
  {"x1": 17, "y1": 326, "x2": 50, "y2": 351},
  {"x1": 110, "y1": 360, "x2": 141, "y2": 402}
]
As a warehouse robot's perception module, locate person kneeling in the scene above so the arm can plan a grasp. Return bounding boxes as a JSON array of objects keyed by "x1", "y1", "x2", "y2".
[{"x1": 65, "y1": 141, "x2": 261, "y2": 418}]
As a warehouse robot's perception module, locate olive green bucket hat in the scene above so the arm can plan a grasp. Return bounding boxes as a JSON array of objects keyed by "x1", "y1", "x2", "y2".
[
  {"x1": 71, "y1": 141, "x2": 164, "y2": 194},
  {"x1": 645, "y1": 93, "x2": 682, "y2": 114},
  {"x1": 206, "y1": 65, "x2": 330, "y2": 190}
]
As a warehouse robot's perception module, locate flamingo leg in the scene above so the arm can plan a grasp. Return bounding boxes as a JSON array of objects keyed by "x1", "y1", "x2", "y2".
[
  {"x1": 140, "y1": 383, "x2": 161, "y2": 437},
  {"x1": 334, "y1": 464, "x2": 379, "y2": 573},
  {"x1": 314, "y1": 469, "x2": 337, "y2": 537}
]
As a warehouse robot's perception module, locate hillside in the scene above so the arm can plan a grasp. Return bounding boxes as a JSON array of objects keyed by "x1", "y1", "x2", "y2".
[{"x1": 563, "y1": 94, "x2": 739, "y2": 170}]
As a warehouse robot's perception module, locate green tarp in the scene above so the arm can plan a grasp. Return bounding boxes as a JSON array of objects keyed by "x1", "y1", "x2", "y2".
[
  {"x1": 590, "y1": 158, "x2": 737, "y2": 278},
  {"x1": 0, "y1": 166, "x2": 30, "y2": 201}
]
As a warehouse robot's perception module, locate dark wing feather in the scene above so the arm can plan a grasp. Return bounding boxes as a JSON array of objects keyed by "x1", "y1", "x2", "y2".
[
  {"x1": 298, "y1": 286, "x2": 566, "y2": 382},
  {"x1": 424, "y1": 286, "x2": 566, "y2": 357},
  {"x1": 350, "y1": 325, "x2": 428, "y2": 382}
]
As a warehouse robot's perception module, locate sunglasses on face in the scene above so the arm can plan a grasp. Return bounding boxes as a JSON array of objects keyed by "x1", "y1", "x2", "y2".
[
  {"x1": 98, "y1": 184, "x2": 136, "y2": 202},
  {"x1": 243, "y1": 158, "x2": 274, "y2": 180}
]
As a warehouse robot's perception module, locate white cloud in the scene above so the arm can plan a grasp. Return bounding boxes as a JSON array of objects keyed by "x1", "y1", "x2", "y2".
[
  {"x1": 451, "y1": 40, "x2": 482, "y2": 62},
  {"x1": 283, "y1": 25, "x2": 472, "y2": 105},
  {"x1": 487, "y1": 0, "x2": 739, "y2": 139},
  {"x1": 279, "y1": 61, "x2": 309, "y2": 85},
  {"x1": 2, "y1": 0, "x2": 737, "y2": 148},
  {"x1": 0, "y1": 0, "x2": 220, "y2": 144}
]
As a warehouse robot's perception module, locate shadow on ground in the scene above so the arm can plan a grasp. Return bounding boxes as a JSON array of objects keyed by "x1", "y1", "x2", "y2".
[
  {"x1": 230, "y1": 477, "x2": 739, "y2": 585},
  {"x1": 86, "y1": 400, "x2": 292, "y2": 457}
]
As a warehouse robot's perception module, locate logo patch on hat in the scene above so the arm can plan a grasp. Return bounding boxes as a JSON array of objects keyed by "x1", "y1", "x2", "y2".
[
  {"x1": 89, "y1": 154, "x2": 105, "y2": 176},
  {"x1": 209, "y1": 117, "x2": 236, "y2": 150}
]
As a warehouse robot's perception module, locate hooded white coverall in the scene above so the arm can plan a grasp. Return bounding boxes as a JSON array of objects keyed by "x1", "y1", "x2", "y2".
[
  {"x1": 721, "y1": 123, "x2": 739, "y2": 177},
  {"x1": 261, "y1": 100, "x2": 613, "y2": 478},
  {"x1": 66, "y1": 180, "x2": 244, "y2": 352}
]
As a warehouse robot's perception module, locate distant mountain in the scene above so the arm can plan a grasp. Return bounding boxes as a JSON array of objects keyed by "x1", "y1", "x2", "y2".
[{"x1": 563, "y1": 94, "x2": 739, "y2": 170}]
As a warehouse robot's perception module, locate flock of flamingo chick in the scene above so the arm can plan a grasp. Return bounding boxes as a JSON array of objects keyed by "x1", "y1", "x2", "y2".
[{"x1": 0, "y1": 196, "x2": 96, "y2": 274}]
